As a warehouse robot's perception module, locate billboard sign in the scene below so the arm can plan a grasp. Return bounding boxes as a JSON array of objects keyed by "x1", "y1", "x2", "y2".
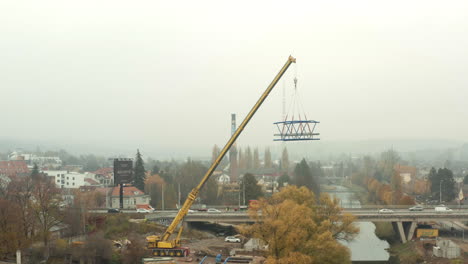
[{"x1": 114, "y1": 159, "x2": 133, "y2": 185}]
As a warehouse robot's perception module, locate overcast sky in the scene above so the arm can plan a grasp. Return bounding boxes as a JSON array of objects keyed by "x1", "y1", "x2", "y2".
[{"x1": 1, "y1": 1, "x2": 468, "y2": 156}]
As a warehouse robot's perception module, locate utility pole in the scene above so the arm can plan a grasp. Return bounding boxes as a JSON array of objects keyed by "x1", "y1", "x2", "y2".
[
  {"x1": 243, "y1": 179, "x2": 246, "y2": 206},
  {"x1": 238, "y1": 181, "x2": 241, "y2": 208},
  {"x1": 178, "y1": 183, "x2": 181, "y2": 209},
  {"x1": 162, "y1": 184, "x2": 165, "y2": 211},
  {"x1": 440, "y1": 180, "x2": 443, "y2": 204}
]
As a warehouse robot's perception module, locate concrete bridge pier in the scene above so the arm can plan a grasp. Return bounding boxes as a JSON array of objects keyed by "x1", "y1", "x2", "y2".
[{"x1": 392, "y1": 221, "x2": 417, "y2": 243}]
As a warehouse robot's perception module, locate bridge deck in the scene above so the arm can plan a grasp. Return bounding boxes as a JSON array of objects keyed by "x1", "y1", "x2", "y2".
[{"x1": 146, "y1": 210, "x2": 468, "y2": 223}]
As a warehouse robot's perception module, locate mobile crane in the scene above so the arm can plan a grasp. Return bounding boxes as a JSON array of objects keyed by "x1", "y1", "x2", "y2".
[{"x1": 146, "y1": 56, "x2": 297, "y2": 257}]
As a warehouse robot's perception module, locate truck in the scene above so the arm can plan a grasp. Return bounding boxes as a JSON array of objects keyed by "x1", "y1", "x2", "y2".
[{"x1": 435, "y1": 206, "x2": 453, "y2": 213}]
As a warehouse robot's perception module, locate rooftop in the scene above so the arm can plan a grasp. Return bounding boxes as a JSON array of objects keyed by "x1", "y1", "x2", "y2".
[{"x1": 111, "y1": 186, "x2": 145, "y2": 196}]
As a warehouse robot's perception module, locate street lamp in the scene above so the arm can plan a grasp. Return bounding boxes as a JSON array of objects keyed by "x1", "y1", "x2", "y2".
[{"x1": 439, "y1": 179, "x2": 444, "y2": 204}]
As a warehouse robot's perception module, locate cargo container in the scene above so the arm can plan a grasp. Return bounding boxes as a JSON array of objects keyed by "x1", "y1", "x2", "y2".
[{"x1": 416, "y1": 228, "x2": 439, "y2": 238}]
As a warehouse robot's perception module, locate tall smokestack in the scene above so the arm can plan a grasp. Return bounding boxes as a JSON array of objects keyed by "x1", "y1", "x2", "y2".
[
  {"x1": 230, "y1": 114, "x2": 238, "y2": 181},
  {"x1": 231, "y1": 113, "x2": 236, "y2": 136}
]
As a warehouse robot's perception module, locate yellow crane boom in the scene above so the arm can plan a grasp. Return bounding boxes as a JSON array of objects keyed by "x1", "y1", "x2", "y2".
[{"x1": 147, "y1": 55, "x2": 296, "y2": 257}]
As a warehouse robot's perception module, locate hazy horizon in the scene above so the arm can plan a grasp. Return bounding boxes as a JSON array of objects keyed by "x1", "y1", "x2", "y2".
[{"x1": 2, "y1": 1, "x2": 468, "y2": 158}]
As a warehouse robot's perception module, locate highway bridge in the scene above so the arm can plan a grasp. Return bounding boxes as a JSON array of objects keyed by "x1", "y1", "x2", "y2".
[{"x1": 144, "y1": 209, "x2": 468, "y2": 243}]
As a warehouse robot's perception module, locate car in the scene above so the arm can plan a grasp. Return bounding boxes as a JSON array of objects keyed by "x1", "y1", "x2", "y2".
[
  {"x1": 409, "y1": 205, "x2": 424, "y2": 211},
  {"x1": 107, "y1": 208, "x2": 121, "y2": 213},
  {"x1": 137, "y1": 208, "x2": 151, "y2": 213},
  {"x1": 207, "y1": 208, "x2": 221, "y2": 213},
  {"x1": 225, "y1": 236, "x2": 241, "y2": 243},
  {"x1": 188, "y1": 209, "x2": 196, "y2": 213},
  {"x1": 378, "y1": 209, "x2": 394, "y2": 214}
]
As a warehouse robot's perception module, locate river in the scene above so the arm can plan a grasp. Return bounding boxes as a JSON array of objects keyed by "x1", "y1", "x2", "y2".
[{"x1": 330, "y1": 185, "x2": 390, "y2": 263}]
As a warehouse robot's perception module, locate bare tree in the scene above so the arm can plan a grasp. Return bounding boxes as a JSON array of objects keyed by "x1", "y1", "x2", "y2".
[
  {"x1": 32, "y1": 176, "x2": 62, "y2": 259},
  {"x1": 121, "y1": 235, "x2": 148, "y2": 264},
  {"x1": 7, "y1": 176, "x2": 36, "y2": 241}
]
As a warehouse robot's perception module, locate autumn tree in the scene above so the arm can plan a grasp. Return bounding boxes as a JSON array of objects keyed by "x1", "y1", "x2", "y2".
[
  {"x1": 73, "y1": 232, "x2": 113, "y2": 264},
  {"x1": 241, "y1": 186, "x2": 357, "y2": 264},
  {"x1": 0, "y1": 198, "x2": 30, "y2": 259},
  {"x1": 391, "y1": 171, "x2": 403, "y2": 204},
  {"x1": 264, "y1": 147, "x2": 272, "y2": 169},
  {"x1": 399, "y1": 195, "x2": 415, "y2": 205},
  {"x1": 241, "y1": 173, "x2": 263, "y2": 202},
  {"x1": 134, "y1": 149, "x2": 146, "y2": 191},
  {"x1": 121, "y1": 235, "x2": 148, "y2": 264},
  {"x1": 6, "y1": 176, "x2": 36, "y2": 244}
]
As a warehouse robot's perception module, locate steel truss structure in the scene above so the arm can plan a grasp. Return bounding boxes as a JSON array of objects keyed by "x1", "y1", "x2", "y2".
[{"x1": 273, "y1": 120, "x2": 320, "y2": 141}]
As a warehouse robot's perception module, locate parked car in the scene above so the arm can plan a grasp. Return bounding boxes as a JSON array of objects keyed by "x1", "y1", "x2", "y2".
[
  {"x1": 378, "y1": 209, "x2": 394, "y2": 214},
  {"x1": 207, "y1": 208, "x2": 221, "y2": 213},
  {"x1": 409, "y1": 205, "x2": 424, "y2": 211},
  {"x1": 188, "y1": 209, "x2": 196, "y2": 213},
  {"x1": 225, "y1": 236, "x2": 241, "y2": 243},
  {"x1": 435, "y1": 206, "x2": 453, "y2": 213},
  {"x1": 108, "y1": 208, "x2": 121, "y2": 213},
  {"x1": 137, "y1": 208, "x2": 151, "y2": 213}
]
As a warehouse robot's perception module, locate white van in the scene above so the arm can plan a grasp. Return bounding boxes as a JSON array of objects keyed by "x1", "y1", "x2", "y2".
[{"x1": 435, "y1": 206, "x2": 453, "y2": 213}]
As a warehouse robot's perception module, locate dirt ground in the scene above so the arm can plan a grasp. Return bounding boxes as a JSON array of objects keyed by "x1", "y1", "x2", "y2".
[
  {"x1": 182, "y1": 237, "x2": 242, "y2": 263},
  {"x1": 412, "y1": 238, "x2": 467, "y2": 264}
]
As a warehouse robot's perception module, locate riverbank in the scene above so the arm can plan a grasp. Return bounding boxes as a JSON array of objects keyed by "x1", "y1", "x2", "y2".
[{"x1": 341, "y1": 183, "x2": 422, "y2": 263}]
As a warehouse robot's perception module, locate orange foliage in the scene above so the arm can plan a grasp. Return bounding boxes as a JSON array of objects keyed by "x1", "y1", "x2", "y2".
[
  {"x1": 145, "y1": 174, "x2": 165, "y2": 186},
  {"x1": 412, "y1": 179, "x2": 430, "y2": 195},
  {"x1": 399, "y1": 195, "x2": 415, "y2": 205}
]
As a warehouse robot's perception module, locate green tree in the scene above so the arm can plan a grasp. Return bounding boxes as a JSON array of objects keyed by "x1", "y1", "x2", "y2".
[
  {"x1": 428, "y1": 167, "x2": 438, "y2": 194},
  {"x1": 438, "y1": 168, "x2": 456, "y2": 202},
  {"x1": 31, "y1": 163, "x2": 40, "y2": 180},
  {"x1": 151, "y1": 164, "x2": 160, "y2": 175},
  {"x1": 277, "y1": 174, "x2": 290, "y2": 188},
  {"x1": 294, "y1": 159, "x2": 320, "y2": 196},
  {"x1": 241, "y1": 173, "x2": 263, "y2": 202},
  {"x1": 134, "y1": 150, "x2": 146, "y2": 191},
  {"x1": 428, "y1": 167, "x2": 456, "y2": 202}
]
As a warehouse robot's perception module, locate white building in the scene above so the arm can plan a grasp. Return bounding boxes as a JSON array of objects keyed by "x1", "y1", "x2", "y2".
[
  {"x1": 108, "y1": 186, "x2": 150, "y2": 209},
  {"x1": 9, "y1": 151, "x2": 62, "y2": 168},
  {"x1": 44, "y1": 170, "x2": 93, "y2": 189}
]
